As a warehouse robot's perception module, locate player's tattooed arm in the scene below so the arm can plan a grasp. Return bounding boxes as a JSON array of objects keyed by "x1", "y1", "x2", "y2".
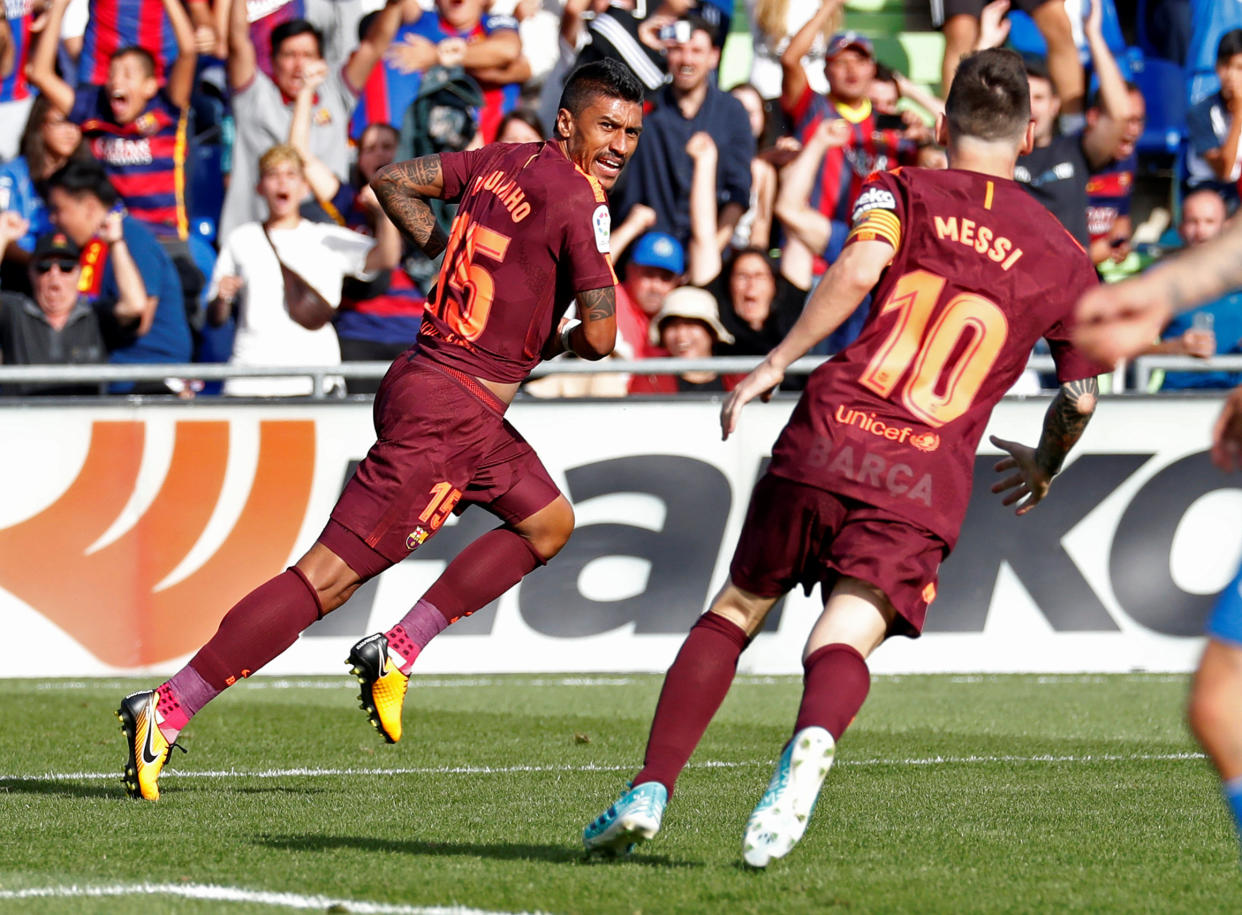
[
  {"x1": 371, "y1": 156, "x2": 449, "y2": 259},
  {"x1": 1034, "y1": 376, "x2": 1099, "y2": 477},
  {"x1": 990, "y1": 376, "x2": 1098, "y2": 516},
  {"x1": 564, "y1": 285, "x2": 617, "y2": 360}
]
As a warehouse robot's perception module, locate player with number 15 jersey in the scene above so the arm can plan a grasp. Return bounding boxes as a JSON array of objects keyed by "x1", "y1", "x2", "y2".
[{"x1": 114, "y1": 60, "x2": 644, "y2": 803}]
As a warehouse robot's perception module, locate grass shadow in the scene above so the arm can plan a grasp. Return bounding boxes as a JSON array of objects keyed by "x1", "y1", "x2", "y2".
[
  {"x1": 0, "y1": 778, "x2": 126, "y2": 800},
  {"x1": 256, "y1": 833, "x2": 702, "y2": 869}
]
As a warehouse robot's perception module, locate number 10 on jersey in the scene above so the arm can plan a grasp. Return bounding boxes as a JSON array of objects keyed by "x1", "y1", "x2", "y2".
[{"x1": 859, "y1": 269, "x2": 1010, "y2": 428}]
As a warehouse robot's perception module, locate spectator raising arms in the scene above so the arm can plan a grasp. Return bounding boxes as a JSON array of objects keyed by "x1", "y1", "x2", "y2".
[
  {"x1": 781, "y1": 11, "x2": 919, "y2": 270},
  {"x1": 613, "y1": 15, "x2": 754, "y2": 250},
  {"x1": 28, "y1": 0, "x2": 197, "y2": 243},
  {"x1": 208, "y1": 144, "x2": 399, "y2": 398},
  {"x1": 219, "y1": 0, "x2": 404, "y2": 239},
  {"x1": 0, "y1": 0, "x2": 36, "y2": 161},
  {"x1": 351, "y1": 0, "x2": 525, "y2": 144}
]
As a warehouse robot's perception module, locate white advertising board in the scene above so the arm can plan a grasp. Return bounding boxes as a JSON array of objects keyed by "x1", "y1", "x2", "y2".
[{"x1": 0, "y1": 395, "x2": 1237, "y2": 677}]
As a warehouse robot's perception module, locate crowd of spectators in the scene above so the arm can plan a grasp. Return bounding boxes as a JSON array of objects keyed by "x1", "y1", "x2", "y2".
[{"x1": 0, "y1": 0, "x2": 1234, "y2": 398}]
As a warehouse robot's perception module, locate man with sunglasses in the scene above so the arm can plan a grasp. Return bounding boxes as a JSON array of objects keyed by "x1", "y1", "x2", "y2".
[{"x1": 0, "y1": 214, "x2": 107, "y2": 396}]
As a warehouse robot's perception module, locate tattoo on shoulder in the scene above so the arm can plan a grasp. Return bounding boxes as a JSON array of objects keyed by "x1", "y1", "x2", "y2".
[
  {"x1": 390, "y1": 155, "x2": 442, "y2": 191},
  {"x1": 578, "y1": 286, "x2": 616, "y2": 322}
]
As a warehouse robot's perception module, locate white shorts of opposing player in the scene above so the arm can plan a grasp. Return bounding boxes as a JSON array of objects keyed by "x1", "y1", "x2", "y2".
[{"x1": 742, "y1": 726, "x2": 837, "y2": 868}]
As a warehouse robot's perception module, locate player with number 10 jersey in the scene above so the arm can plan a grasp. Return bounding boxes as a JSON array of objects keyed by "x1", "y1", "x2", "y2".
[{"x1": 770, "y1": 163, "x2": 1101, "y2": 574}]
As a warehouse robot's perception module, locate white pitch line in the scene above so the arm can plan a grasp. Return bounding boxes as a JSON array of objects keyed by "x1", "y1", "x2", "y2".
[
  {"x1": 0, "y1": 883, "x2": 543, "y2": 914},
  {"x1": 0, "y1": 752, "x2": 1205, "y2": 785}
]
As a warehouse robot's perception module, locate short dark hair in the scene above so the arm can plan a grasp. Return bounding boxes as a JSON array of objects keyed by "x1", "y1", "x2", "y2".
[
  {"x1": 946, "y1": 49, "x2": 1031, "y2": 143},
  {"x1": 681, "y1": 13, "x2": 720, "y2": 49},
  {"x1": 1219, "y1": 29, "x2": 1242, "y2": 65},
  {"x1": 1022, "y1": 55, "x2": 1052, "y2": 88},
  {"x1": 46, "y1": 159, "x2": 118, "y2": 207},
  {"x1": 271, "y1": 19, "x2": 324, "y2": 60},
  {"x1": 873, "y1": 62, "x2": 898, "y2": 88},
  {"x1": 112, "y1": 46, "x2": 156, "y2": 79},
  {"x1": 558, "y1": 59, "x2": 644, "y2": 118}
]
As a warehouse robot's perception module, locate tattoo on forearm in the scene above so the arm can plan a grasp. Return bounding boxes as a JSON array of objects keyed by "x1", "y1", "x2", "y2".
[
  {"x1": 578, "y1": 286, "x2": 616, "y2": 322},
  {"x1": 1036, "y1": 376, "x2": 1098, "y2": 476},
  {"x1": 373, "y1": 156, "x2": 448, "y2": 258}
]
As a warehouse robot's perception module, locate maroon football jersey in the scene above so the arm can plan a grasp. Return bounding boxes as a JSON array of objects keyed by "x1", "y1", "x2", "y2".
[
  {"x1": 769, "y1": 166, "x2": 1104, "y2": 548},
  {"x1": 415, "y1": 140, "x2": 618, "y2": 383}
]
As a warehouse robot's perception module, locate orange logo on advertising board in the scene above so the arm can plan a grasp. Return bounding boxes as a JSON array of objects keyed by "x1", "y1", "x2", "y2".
[{"x1": 0, "y1": 420, "x2": 316, "y2": 667}]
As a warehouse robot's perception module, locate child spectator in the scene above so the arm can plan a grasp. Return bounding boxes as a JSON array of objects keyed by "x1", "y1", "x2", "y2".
[{"x1": 207, "y1": 144, "x2": 398, "y2": 397}]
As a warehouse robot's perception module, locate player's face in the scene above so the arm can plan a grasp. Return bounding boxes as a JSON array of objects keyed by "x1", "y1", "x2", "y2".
[
  {"x1": 46, "y1": 187, "x2": 106, "y2": 247},
  {"x1": 559, "y1": 94, "x2": 643, "y2": 190},
  {"x1": 357, "y1": 127, "x2": 399, "y2": 181},
  {"x1": 660, "y1": 316, "x2": 714, "y2": 357},
  {"x1": 31, "y1": 257, "x2": 81, "y2": 317},
  {"x1": 40, "y1": 110, "x2": 82, "y2": 161},
  {"x1": 825, "y1": 49, "x2": 875, "y2": 105},
  {"x1": 667, "y1": 31, "x2": 719, "y2": 94},
  {"x1": 273, "y1": 33, "x2": 323, "y2": 98},
  {"x1": 1027, "y1": 76, "x2": 1059, "y2": 143},
  {"x1": 1180, "y1": 194, "x2": 1227, "y2": 247},
  {"x1": 106, "y1": 53, "x2": 158, "y2": 125},
  {"x1": 729, "y1": 253, "x2": 775, "y2": 330},
  {"x1": 258, "y1": 161, "x2": 309, "y2": 219},
  {"x1": 1114, "y1": 88, "x2": 1146, "y2": 159},
  {"x1": 624, "y1": 263, "x2": 678, "y2": 316},
  {"x1": 437, "y1": 0, "x2": 484, "y2": 30}
]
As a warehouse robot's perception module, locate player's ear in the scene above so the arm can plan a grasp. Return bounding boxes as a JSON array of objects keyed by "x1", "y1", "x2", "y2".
[
  {"x1": 1019, "y1": 120, "x2": 1035, "y2": 156},
  {"x1": 555, "y1": 107, "x2": 574, "y2": 140}
]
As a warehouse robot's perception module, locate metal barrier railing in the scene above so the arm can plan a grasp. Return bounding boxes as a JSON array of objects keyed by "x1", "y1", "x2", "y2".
[{"x1": 0, "y1": 354, "x2": 1237, "y2": 400}]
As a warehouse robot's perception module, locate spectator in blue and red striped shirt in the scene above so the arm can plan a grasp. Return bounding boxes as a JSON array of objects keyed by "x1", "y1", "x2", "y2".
[
  {"x1": 0, "y1": 0, "x2": 37, "y2": 161},
  {"x1": 28, "y1": 0, "x2": 197, "y2": 243},
  {"x1": 779, "y1": 20, "x2": 918, "y2": 273},
  {"x1": 74, "y1": 0, "x2": 210, "y2": 87}
]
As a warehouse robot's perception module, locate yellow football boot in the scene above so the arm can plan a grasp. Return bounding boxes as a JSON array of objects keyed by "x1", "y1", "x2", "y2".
[
  {"x1": 347, "y1": 633, "x2": 409, "y2": 743},
  {"x1": 117, "y1": 691, "x2": 173, "y2": 800}
]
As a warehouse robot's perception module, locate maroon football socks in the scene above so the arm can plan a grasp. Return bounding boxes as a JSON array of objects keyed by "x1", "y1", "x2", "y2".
[
  {"x1": 154, "y1": 568, "x2": 323, "y2": 741},
  {"x1": 385, "y1": 527, "x2": 544, "y2": 674},
  {"x1": 794, "y1": 643, "x2": 872, "y2": 741},
  {"x1": 633, "y1": 611, "x2": 750, "y2": 797}
]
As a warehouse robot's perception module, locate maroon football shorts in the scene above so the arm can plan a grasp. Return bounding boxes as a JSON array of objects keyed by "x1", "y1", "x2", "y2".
[
  {"x1": 321, "y1": 355, "x2": 561, "y2": 579},
  {"x1": 729, "y1": 472, "x2": 949, "y2": 637}
]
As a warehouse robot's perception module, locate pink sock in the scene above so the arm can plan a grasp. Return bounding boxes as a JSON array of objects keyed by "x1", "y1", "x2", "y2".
[{"x1": 385, "y1": 600, "x2": 448, "y2": 675}]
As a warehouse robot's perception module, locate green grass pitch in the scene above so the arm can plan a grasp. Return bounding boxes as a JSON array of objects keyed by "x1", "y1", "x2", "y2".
[{"x1": 0, "y1": 672, "x2": 1239, "y2": 914}]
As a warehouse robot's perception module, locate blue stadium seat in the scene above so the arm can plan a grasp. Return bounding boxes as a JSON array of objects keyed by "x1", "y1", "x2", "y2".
[
  {"x1": 1132, "y1": 56, "x2": 1187, "y2": 156},
  {"x1": 1186, "y1": 0, "x2": 1242, "y2": 104}
]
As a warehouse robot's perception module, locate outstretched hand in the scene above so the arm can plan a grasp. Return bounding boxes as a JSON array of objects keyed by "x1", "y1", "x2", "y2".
[
  {"x1": 989, "y1": 434, "x2": 1052, "y2": 515},
  {"x1": 720, "y1": 362, "x2": 784, "y2": 441}
]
